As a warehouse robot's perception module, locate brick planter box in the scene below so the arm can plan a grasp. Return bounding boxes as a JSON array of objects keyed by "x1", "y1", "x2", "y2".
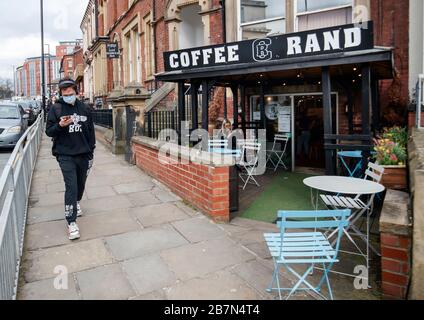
[
  {"x1": 379, "y1": 190, "x2": 412, "y2": 299},
  {"x1": 131, "y1": 136, "x2": 236, "y2": 222},
  {"x1": 380, "y1": 165, "x2": 408, "y2": 190}
]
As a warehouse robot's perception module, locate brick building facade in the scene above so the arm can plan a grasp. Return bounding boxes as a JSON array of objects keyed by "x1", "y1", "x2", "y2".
[
  {"x1": 81, "y1": 0, "x2": 411, "y2": 129},
  {"x1": 15, "y1": 55, "x2": 61, "y2": 98},
  {"x1": 81, "y1": 0, "x2": 224, "y2": 106}
]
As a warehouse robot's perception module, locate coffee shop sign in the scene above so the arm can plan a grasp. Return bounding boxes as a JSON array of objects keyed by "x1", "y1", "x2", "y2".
[{"x1": 164, "y1": 23, "x2": 374, "y2": 72}]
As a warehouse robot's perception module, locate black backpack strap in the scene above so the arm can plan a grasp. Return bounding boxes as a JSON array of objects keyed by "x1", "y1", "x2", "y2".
[
  {"x1": 53, "y1": 104, "x2": 62, "y2": 120},
  {"x1": 51, "y1": 104, "x2": 63, "y2": 146}
]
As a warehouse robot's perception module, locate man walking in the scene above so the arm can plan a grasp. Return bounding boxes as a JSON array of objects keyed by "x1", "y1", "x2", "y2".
[{"x1": 46, "y1": 78, "x2": 96, "y2": 240}]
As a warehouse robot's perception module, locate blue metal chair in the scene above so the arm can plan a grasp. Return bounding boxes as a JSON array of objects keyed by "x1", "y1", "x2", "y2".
[{"x1": 264, "y1": 209, "x2": 350, "y2": 300}]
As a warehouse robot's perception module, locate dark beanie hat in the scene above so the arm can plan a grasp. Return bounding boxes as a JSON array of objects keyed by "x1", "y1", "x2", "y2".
[{"x1": 58, "y1": 78, "x2": 78, "y2": 93}]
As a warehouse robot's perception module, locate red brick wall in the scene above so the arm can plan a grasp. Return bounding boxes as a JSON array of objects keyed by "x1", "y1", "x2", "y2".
[
  {"x1": 209, "y1": 7, "x2": 223, "y2": 45},
  {"x1": 381, "y1": 233, "x2": 412, "y2": 299},
  {"x1": 106, "y1": 0, "x2": 153, "y2": 87},
  {"x1": 106, "y1": 0, "x2": 117, "y2": 32},
  {"x1": 408, "y1": 112, "x2": 424, "y2": 128},
  {"x1": 98, "y1": 13, "x2": 105, "y2": 36},
  {"x1": 75, "y1": 50, "x2": 83, "y2": 66},
  {"x1": 116, "y1": 0, "x2": 128, "y2": 17},
  {"x1": 371, "y1": 0, "x2": 410, "y2": 126},
  {"x1": 154, "y1": 0, "x2": 168, "y2": 74},
  {"x1": 132, "y1": 140, "x2": 231, "y2": 222}
]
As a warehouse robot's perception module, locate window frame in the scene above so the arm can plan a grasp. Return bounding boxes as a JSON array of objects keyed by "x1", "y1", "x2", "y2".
[
  {"x1": 294, "y1": 0, "x2": 354, "y2": 32},
  {"x1": 122, "y1": 15, "x2": 141, "y2": 85},
  {"x1": 237, "y1": 0, "x2": 286, "y2": 40}
]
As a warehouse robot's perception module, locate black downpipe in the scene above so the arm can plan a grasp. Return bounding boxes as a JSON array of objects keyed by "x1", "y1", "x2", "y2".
[
  {"x1": 152, "y1": 0, "x2": 158, "y2": 91},
  {"x1": 94, "y1": 0, "x2": 99, "y2": 38},
  {"x1": 220, "y1": 0, "x2": 226, "y2": 43},
  {"x1": 220, "y1": 0, "x2": 228, "y2": 119}
]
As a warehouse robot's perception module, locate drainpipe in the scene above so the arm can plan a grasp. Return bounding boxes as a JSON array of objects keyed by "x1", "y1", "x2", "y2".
[
  {"x1": 220, "y1": 0, "x2": 227, "y2": 43},
  {"x1": 152, "y1": 0, "x2": 158, "y2": 91},
  {"x1": 220, "y1": 0, "x2": 228, "y2": 119},
  {"x1": 94, "y1": 0, "x2": 99, "y2": 39}
]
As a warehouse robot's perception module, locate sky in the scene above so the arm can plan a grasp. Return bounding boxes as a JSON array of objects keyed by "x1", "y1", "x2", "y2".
[{"x1": 0, "y1": 0, "x2": 90, "y2": 80}]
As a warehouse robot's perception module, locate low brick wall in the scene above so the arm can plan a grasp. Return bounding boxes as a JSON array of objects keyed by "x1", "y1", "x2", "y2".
[
  {"x1": 380, "y1": 190, "x2": 412, "y2": 299},
  {"x1": 131, "y1": 136, "x2": 235, "y2": 222}
]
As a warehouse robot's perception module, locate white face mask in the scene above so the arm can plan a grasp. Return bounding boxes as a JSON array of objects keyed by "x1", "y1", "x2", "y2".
[{"x1": 63, "y1": 95, "x2": 77, "y2": 105}]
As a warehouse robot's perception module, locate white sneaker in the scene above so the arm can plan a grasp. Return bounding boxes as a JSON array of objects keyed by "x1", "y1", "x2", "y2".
[
  {"x1": 68, "y1": 222, "x2": 80, "y2": 240},
  {"x1": 77, "y1": 202, "x2": 83, "y2": 217}
]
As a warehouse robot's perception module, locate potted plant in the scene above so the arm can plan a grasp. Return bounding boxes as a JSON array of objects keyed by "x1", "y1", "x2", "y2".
[{"x1": 374, "y1": 126, "x2": 408, "y2": 190}]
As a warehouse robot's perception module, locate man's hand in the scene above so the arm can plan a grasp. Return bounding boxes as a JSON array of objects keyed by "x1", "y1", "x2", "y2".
[{"x1": 59, "y1": 116, "x2": 73, "y2": 128}]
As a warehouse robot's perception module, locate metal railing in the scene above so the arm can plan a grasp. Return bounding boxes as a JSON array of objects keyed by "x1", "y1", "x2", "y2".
[
  {"x1": 144, "y1": 109, "x2": 178, "y2": 140},
  {"x1": 0, "y1": 113, "x2": 44, "y2": 300},
  {"x1": 92, "y1": 109, "x2": 113, "y2": 129}
]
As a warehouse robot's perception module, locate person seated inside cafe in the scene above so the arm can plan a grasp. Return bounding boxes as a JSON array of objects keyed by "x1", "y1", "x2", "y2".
[{"x1": 216, "y1": 119, "x2": 239, "y2": 150}]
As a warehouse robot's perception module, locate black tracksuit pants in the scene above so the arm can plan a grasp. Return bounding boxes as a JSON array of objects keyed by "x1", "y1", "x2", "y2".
[{"x1": 57, "y1": 154, "x2": 92, "y2": 225}]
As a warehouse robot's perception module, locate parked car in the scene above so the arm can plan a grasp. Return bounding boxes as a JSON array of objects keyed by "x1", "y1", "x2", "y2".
[
  {"x1": 0, "y1": 102, "x2": 29, "y2": 149},
  {"x1": 12, "y1": 101, "x2": 36, "y2": 125}
]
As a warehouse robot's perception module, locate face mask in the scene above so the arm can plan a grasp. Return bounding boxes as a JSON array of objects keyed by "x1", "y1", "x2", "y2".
[{"x1": 63, "y1": 95, "x2": 76, "y2": 105}]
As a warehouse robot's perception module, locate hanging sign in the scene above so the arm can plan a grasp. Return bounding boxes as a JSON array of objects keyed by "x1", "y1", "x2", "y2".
[
  {"x1": 164, "y1": 22, "x2": 374, "y2": 72},
  {"x1": 107, "y1": 42, "x2": 120, "y2": 58}
]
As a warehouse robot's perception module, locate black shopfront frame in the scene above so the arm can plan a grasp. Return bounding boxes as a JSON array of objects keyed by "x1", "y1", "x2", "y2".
[{"x1": 156, "y1": 22, "x2": 393, "y2": 175}]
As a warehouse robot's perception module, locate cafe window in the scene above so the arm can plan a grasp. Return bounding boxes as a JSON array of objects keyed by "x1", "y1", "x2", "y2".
[
  {"x1": 239, "y1": 0, "x2": 286, "y2": 40},
  {"x1": 296, "y1": 0, "x2": 353, "y2": 32}
]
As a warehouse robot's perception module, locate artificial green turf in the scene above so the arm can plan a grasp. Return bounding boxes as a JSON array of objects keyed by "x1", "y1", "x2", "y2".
[{"x1": 240, "y1": 172, "x2": 324, "y2": 224}]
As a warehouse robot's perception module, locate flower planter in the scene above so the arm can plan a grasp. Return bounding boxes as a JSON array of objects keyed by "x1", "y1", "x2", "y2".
[{"x1": 380, "y1": 165, "x2": 408, "y2": 190}]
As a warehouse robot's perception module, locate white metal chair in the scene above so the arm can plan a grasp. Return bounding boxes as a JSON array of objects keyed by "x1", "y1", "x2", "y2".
[
  {"x1": 319, "y1": 161, "x2": 385, "y2": 278},
  {"x1": 266, "y1": 134, "x2": 290, "y2": 172},
  {"x1": 238, "y1": 141, "x2": 261, "y2": 190}
]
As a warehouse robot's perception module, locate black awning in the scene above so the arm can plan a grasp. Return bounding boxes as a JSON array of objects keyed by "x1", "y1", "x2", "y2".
[{"x1": 156, "y1": 48, "x2": 393, "y2": 83}]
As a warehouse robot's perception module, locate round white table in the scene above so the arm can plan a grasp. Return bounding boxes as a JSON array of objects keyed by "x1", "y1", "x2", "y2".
[
  {"x1": 303, "y1": 176, "x2": 385, "y2": 195},
  {"x1": 303, "y1": 176, "x2": 385, "y2": 209}
]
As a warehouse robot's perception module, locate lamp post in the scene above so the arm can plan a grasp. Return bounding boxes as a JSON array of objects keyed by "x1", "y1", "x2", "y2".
[{"x1": 40, "y1": 0, "x2": 46, "y2": 120}]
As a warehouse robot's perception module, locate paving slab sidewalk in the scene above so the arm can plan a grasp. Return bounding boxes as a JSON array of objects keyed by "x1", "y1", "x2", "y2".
[{"x1": 17, "y1": 134, "x2": 380, "y2": 300}]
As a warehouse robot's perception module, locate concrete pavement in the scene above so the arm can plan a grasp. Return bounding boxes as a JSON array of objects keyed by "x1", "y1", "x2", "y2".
[{"x1": 17, "y1": 134, "x2": 380, "y2": 300}]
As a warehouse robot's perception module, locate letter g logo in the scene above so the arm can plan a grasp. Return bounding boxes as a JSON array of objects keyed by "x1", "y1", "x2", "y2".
[{"x1": 252, "y1": 38, "x2": 272, "y2": 62}]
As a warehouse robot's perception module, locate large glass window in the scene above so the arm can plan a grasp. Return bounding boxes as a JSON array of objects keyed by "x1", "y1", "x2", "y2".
[
  {"x1": 179, "y1": 4, "x2": 204, "y2": 49},
  {"x1": 239, "y1": 0, "x2": 286, "y2": 40},
  {"x1": 296, "y1": 0, "x2": 353, "y2": 32}
]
